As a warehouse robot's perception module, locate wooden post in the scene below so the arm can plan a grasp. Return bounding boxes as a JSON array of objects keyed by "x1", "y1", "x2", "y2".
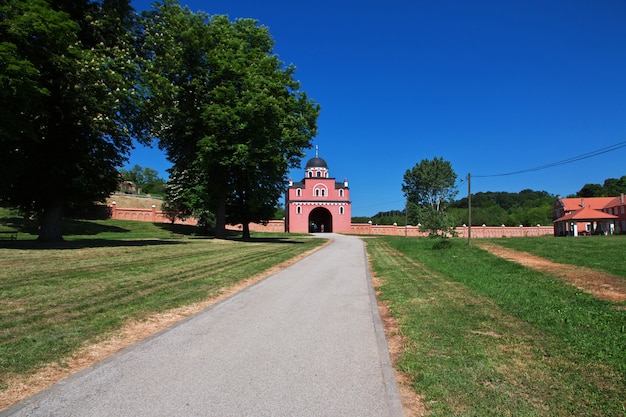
[
  {"x1": 467, "y1": 173, "x2": 472, "y2": 245},
  {"x1": 405, "y1": 199, "x2": 408, "y2": 237}
]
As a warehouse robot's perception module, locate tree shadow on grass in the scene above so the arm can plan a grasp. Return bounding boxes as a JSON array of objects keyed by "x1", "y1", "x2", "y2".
[
  {"x1": 153, "y1": 223, "x2": 309, "y2": 244},
  {"x1": 155, "y1": 222, "x2": 210, "y2": 236},
  {"x1": 0, "y1": 238, "x2": 189, "y2": 250},
  {"x1": 62, "y1": 219, "x2": 131, "y2": 235},
  {"x1": 0, "y1": 216, "x2": 131, "y2": 236},
  {"x1": 233, "y1": 236, "x2": 308, "y2": 244},
  {"x1": 1, "y1": 214, "x2": 313, "y2": 248}
]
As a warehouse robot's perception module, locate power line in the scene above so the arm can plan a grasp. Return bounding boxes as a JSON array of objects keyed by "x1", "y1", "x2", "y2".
[
  {"x1": 473, "y1": 140, "x2": 626, "y2": 178},
  {"x1": 453, "y1": 176, "x2": 465, "y2": 190}
]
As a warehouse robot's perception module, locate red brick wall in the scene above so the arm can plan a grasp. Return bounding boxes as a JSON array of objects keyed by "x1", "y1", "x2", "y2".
[
  {"x1": 109, "y1": 205, "x2": 198, "y2": 226},
  {"x1": 350, "y1": 223, "x2": 553, "y2": 238},
  {"x1": 228, "y1": 221, "x2": 554, "y2": 238},
  {"x1": 226, "y1": 220, "x2": 285, "y2": 233},
  {"x1": 108, "y1": 205, "x2": 554, "y2": 238}
]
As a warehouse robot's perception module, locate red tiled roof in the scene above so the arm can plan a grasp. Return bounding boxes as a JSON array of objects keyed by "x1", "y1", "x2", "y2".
[
  {"x1": 559, "y1": 197, "x2": 615, "y2": 212},
  {"x1": 604, "y1": 195, "x2": 626, "y2": 209},
  {"x1": 554, "y1": 206, "x2": 619, "y2": 223}
]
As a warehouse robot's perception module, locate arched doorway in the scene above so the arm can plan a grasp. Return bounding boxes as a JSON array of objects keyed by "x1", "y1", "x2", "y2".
[{"x1": 309, "y1": 207, "x2": 332, "y2": 233}]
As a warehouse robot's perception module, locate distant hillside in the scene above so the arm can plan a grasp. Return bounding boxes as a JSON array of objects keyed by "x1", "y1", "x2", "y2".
[
  {"x1": 105, "y1": 194, "x2": 163, "y2": 209},
  {"x1": 356, "y1": 189, "x2": 555, "y2": 226}
]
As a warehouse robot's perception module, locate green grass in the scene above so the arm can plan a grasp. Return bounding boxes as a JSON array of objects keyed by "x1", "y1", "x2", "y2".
[
  {"x1": 485, "y1": 235, "x2": 626, "y2": 279},
  {"x1": 0, "y1": 214, "x2": 324, "y2": 390},
  {"x1": 367, "y1": 236, "x2": 626, "y2": 416},
  {"x1": 0, "y1": 208, "x2": 222, "y2": 241}
]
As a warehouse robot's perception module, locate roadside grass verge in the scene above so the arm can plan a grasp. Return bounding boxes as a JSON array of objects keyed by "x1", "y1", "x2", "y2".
[
  {"x1": 367, "y1": 237, "x2": 626, "y2": 416},
  {"x1": 0, "y1": 218, "x2": 324, "y2": 393},
  {"x1": 485, "y1": 235, "x2": 626, "y2": 279}
]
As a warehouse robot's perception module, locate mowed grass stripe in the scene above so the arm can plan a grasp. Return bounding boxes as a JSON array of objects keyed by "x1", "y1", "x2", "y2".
[
  {"x1": 2, "y1": 241, "x2": 281, "y2": 296},
  {"x1": 0, "y1": 237, "x2": 323, "y2": 384},
  {"x1": 1, "y1": 241, "x2": 244, "y2": 283},
  {"x1": 367, "y1": 238, "x2": 626, "y2": 417},
  {"x1": 3, "y1": 242, "x2": 291, "y2": 329}
]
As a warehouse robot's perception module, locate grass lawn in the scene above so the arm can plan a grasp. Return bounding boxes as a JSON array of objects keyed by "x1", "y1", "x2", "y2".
[
  {"x1": 0, "y1": 213, "x2": 324, "y2": 393},
  {"x1": 367, "y1": 236, "x2": 626, "y2": 417},
  {"x1": 484, "y1": 234, "x2": 626, "y2": 279},
  {"x1": 4, "y1": 207, "x2": 625, "y2": 415}
]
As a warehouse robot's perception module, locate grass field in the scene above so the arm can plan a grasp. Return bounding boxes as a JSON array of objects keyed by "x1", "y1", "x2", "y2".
[
  {"x1": 0, "y1": 213, "x2": 324, "y2": 395},
  {"x1": 3, "y1": 208, "x2": 626, "y2": 415},
  {"x1": 485, "y1": 234, "x2": 626, "y2": 278},
  {"x1": 0, "y1": 207, "x2": 206, "y2": 241},
  {"x1": 367, "y1": 236, "x2": 626, "y2": 416}
]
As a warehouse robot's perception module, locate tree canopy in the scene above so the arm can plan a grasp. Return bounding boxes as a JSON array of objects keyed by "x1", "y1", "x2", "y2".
[
  {"x1": 140, "y1": 1, "x2": 319, "y2": 239},
  {"x1": 402, "y1": 157, "x2": 458, "y2": 236},
  {"x1": 574, "y1": 176, "x2": 626, "y2": 198},
  {"x1": 1, "y1": 0, "x2": 318, "y2": 241},
  {"x1": 0, "y1": 0, "x2": 145, "y2": 241},
  {"x1": 119, "y1": 165, "x2": 166, "y2": 196},
  {"x1": 449, "y1": 189, "x2": 554, "y2": 226},
  {"x1": 352, "y1": 210, "x2": 406, "y2": 226}
]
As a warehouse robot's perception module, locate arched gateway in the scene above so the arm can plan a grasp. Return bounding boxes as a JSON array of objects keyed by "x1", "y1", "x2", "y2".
[
  {"x1": 309, "y1": 207, "x2": 332, "y2": 233},
  {"x1": 285, "y1": 149, "x2": 351, "y2": 233}
]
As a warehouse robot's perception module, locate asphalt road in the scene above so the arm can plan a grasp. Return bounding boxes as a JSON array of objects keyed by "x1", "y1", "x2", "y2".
[{"x1": 3, "y1": 233, "x2": 403, "y2": 417}]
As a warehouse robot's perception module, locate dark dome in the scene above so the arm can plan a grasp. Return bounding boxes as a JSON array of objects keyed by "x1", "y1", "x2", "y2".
[{"x1": 305, "y1": 157, "x2": 328, "y2": 169}]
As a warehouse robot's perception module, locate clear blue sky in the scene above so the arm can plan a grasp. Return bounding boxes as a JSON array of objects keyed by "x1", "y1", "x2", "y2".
[{"x1": 128, "y1": 0, "x2": 626, "y2": 217}]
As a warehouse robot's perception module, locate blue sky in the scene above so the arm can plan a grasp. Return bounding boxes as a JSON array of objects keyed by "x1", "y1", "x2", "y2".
[{"x1": 128, "y1": 0, "x2": 626, "y2": 217}]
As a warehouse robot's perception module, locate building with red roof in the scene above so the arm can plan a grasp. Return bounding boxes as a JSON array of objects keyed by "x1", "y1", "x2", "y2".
[{"x1": 553, "y1": 195, "x2": 625, "y2": 236}]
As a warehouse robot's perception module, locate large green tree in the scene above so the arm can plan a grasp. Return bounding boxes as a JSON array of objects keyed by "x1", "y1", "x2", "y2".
[
  {"x1": 119, "y1": 165, "x2": 166, "y2": 195},
  {"x1": 602, "y1": 176, "x2": 626, "y2": 196},
  {"x1": 576, "y1": 183, "x2": 605, "y2": 198},
  {"x1": 141, "y1": 1, "x2": 319, "y2": 239},
  {"x1": 402, "y1": 157, "x2": 458, "y2": 236},
  {"x1": 574, "y1": 176, "x2": 626, "y2": 198},
  {"x1": 0, "y1": 0, "x2": 144, "y2": 241},
  {"x1": 450, "y1": 189, "x2": 554, "y2": 226}
]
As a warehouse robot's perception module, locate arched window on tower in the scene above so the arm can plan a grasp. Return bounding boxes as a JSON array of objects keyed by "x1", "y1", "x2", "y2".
[
  {"x1": 316, "y1": 171, "x2": 321, "y2": 177},
  {"x1": 339, "y1": 189, "x2": 344, "y2": 197},
  {"x1": 321, "y1": 189, "x2": 325, "y2": 196},
  {"x1": 296, "y1": 188, "x2": 301, "y2": 197},
  {"x1": 315, "y1": 189, "x2": 319, "y2": 197},
  {"x1": 296, "y1": 206, "x2": 302, "y2": 214},
  {"x1": 308, "y1": 172, "x2": 312, "y2": 178},
  {"x1": 339, "y1": 206, "x2": 344, "y2": 215}
]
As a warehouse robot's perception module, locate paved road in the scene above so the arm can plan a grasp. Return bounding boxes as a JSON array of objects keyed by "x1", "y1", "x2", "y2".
[{"x1": 3, "y1": 234, "x2": 403, "y2": 417}]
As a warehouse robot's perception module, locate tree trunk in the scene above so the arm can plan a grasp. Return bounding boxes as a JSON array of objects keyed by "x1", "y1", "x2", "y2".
[
  {"x1": 38, "y1": 203, "x2": 65, "y2": 242},
  {"x1": 242, "y1": 222, "x2": 251, "y2": 240},
  {"x1": 214, "y1": 195, "x2": 227, "y2": 239}
]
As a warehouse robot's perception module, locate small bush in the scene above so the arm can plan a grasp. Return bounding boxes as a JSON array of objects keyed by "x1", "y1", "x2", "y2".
[{"x1": 432, "y1": 238, "x2": 452, "y2": 250}]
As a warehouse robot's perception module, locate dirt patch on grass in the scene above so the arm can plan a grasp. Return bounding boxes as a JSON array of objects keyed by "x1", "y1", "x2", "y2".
[
  {"x1": 0, "y1": 240, "x2": 329, "y2": 412},
  {"x1": 478, "y1": 243, "x2": 626, "y2": 303}
]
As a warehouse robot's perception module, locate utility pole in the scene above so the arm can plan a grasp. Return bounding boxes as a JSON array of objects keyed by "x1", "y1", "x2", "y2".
[
  {"x1": 467, "y1": 173, "x2": 472, "y2": 246},
  {"x1": 405, "y1": 198, "x2": 408, "y2": 237}
]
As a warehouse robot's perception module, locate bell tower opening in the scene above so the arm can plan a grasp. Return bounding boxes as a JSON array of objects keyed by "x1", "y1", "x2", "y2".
[{"x1": 309, "y1": 207, "x2": 332, "y2": 233}]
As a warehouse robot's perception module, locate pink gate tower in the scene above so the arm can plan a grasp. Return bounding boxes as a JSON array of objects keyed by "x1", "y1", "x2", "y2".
[{"x1": 285, "y1": 148, "x2": 351, "y2": 233}]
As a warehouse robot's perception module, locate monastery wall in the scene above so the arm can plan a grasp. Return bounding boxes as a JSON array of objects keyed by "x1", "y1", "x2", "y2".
[
  {"x1": 227, "y1": 221, "x2": 554, "y2": 238},
  {"x1": 108, "y1": 205, "x2": 554, "y2": 238},
  {"x1": 225, "y1": 220, "x2": 285, "y2": 233},
  {"x1": 109, "y1": 205, "x2": 198, "y2": 226}
]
